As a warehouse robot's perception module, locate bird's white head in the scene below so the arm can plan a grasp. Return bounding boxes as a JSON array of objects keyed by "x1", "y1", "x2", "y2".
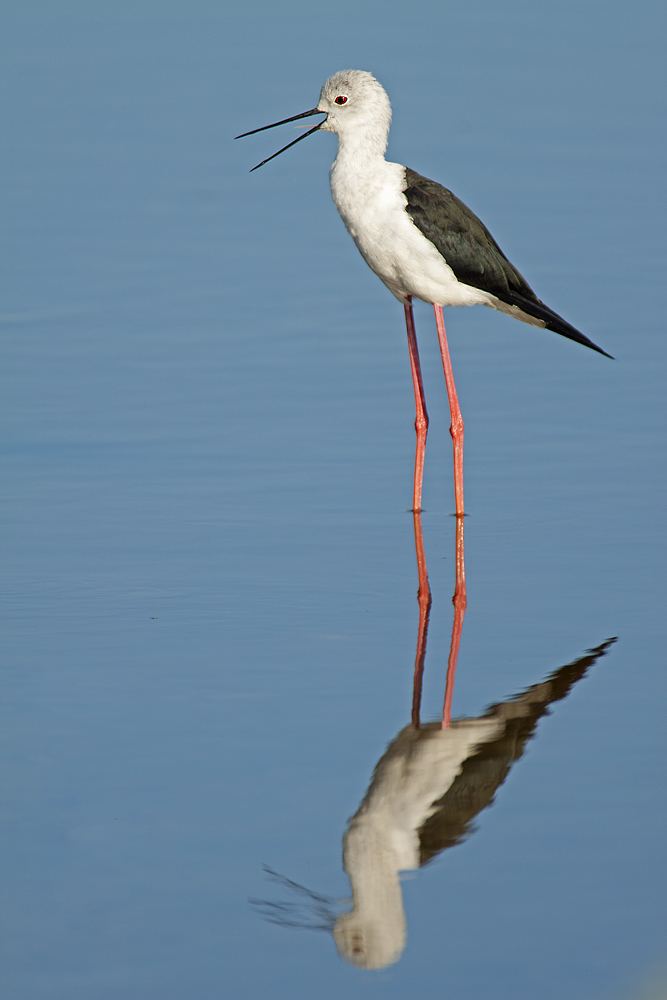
[
  {"x1": 317, "y1": 70, "x2": 392, "y2": 153},
  {"x1": 235, "y1": 69, "x2": 392, "y2": 171}
]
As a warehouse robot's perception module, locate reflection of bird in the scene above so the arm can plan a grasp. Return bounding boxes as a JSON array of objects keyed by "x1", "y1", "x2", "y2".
[
  {"x1": 250, "y1": 640, "x2": 615, "y2": 969},
  {"x1": 237, "y1": 71, "x2": 611, "y2": 514},
  {"x1": 333, "y1": 639, "x2": 615, "y2": 969}
]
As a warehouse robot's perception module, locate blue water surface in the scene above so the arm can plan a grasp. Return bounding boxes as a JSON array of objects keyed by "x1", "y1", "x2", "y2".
[{"x1": 2, "y1": 2, "x2": 666, "y2": 998}]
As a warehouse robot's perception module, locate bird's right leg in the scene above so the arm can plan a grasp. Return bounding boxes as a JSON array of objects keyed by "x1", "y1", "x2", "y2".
[
  {"x1": 442, "y1": 513, "x2": 467, "y2": 729},
  {"x1": 404, "y1": 297, "x2": 429, "y2": 512},
  {"x1": 433, "y1": 305, "x2": 465, "y2": 517}
]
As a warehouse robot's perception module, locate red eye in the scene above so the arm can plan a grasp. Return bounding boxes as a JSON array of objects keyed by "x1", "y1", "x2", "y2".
[{"x1": 334, "y1": 95, "x2": 348, "y2": 105}]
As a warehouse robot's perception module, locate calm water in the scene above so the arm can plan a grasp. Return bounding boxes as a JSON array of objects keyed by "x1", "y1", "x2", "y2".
[{"x1": 2, "y1": 2, "x2": 666, "y2": 998}]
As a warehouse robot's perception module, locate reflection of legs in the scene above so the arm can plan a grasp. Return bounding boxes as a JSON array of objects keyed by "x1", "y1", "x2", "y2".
[
  {"x1": 405, "y1": 298, "x2": 429, "y2": 513},
  {"x1": 433, "y1": 305, "x2": 464, "y2": 516},
  {"x1": 442, "y1": 515, "x2": 467, "y2": 729},
  {"x1": 411, "y1": 511, "x2": 432, "y2": 729}
]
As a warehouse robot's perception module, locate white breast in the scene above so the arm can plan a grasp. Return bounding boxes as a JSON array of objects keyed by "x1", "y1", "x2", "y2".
[{"x1": 329, "y1": 156, "x2": 493, "y2": 309}]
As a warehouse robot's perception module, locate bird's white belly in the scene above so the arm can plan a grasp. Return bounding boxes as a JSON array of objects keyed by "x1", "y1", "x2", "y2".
[{"x1": 330, "y1": 160, "x2": 491, "y2": 308}]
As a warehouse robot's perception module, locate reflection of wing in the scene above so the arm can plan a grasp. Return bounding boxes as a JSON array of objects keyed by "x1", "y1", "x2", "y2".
[
  {"x1": 419, "y1": 639, "x2": 615, "y2": 864},
  {"x1": 334, "y1": 639, "x2": 615, "y2": 970}
]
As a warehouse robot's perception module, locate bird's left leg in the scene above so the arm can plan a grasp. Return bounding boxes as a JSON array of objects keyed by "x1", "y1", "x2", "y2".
[
  {"x1": 433, "y1": 305, "x2": 465, "y2": 517},
  {"x1": 404, "y1": 297, "x2": 429, "y2": 512},
  {"x1": 411, "y1": 510, "x2": 432, "y2": 729}
]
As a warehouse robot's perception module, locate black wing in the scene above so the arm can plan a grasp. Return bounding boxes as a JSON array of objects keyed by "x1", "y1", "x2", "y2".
[{"x1": 403, "y1": 168, "x2": 612, "y2": 358}]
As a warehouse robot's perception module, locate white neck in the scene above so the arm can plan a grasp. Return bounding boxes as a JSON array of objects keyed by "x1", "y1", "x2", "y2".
[
  {"x1": 336, "y1": 118, "x2": 388, "y2": 161},
  {"x1": 328, "y1": 126, "x2": 400, "y2": 233}
]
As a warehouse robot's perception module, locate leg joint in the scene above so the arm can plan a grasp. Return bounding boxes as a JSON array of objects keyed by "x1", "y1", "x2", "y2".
[
  {"x1": 415, "y1": 413, "x2": 429, "y2": 435},
  {"x1": 449, "y1": 415, "x2": 464, "y2": 439}
]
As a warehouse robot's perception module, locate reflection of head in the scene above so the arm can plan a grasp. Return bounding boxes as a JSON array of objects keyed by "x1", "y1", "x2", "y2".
[{"x1": 333, "y1": 910, "x2": 406, "y2": 970}]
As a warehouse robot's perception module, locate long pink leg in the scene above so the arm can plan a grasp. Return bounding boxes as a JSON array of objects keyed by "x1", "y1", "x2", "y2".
[
  {"x1": 410, "y1": 510, "x2": 432, "y2": 729},
  {"x1": 404, "y1": 298, "x2": 429, "y2": 512},
  {"x1": 442, "y1": 513, "x2": 467, "y2": 729},
  {"x1": 433, "y1": 305, "x2": 464, "y2": 516}
]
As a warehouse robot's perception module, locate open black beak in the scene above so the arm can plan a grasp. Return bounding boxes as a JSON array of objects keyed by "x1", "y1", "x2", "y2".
[{"x1": 235, "y1": 108, "x2": 327, "y2": 171}]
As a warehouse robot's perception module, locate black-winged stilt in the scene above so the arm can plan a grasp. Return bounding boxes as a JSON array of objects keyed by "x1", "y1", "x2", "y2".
[{"x1": 237, "y1": 70, "x2": 612, "y2": 515}]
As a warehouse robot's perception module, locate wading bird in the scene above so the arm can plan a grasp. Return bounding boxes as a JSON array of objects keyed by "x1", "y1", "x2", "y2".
[{"x1": 236, "y1": 70, "x2": 612, "y2": 514}]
